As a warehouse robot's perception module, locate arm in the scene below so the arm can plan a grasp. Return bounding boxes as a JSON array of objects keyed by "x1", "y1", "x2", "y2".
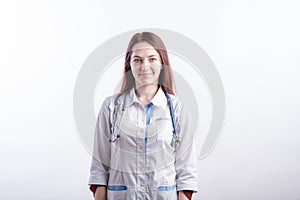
[
  {"x1": 179, "y1": 191, "x2": 191, "y2": 200},
  {"x1": 94, "y1": 186, "x2": 107, "y2": 200},
  {"x1": 88, "y1": 97, "x2": 112, "y2": 198},
  {"x1": 174, "y1": 100, "x2": 199, "y2": 197},
  {"x1": 89, "y1": 185, "x2": 107, "y2": 200}
]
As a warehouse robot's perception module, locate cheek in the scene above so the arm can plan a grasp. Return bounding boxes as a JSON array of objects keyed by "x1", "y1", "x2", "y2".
[
  {"x1": 131, "y1": 67, "x2": 139, "y2": 77},
  {"x1": 154, "y1": 66, "x2": 162, "y2": 75}
]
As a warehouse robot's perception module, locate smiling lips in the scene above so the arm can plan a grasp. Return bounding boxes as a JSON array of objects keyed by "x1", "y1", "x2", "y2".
[{"x1": 140, "y1": 73, "x2": 153, "y2": 76}]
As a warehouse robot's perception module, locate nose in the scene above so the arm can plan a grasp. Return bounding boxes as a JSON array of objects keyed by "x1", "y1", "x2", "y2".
[{"x1": 141, "y1": 60, "x2": 150, "y2": 71}]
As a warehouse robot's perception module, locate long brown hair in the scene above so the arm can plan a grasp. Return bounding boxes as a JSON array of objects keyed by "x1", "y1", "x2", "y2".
[{"x1": 120, "y1": 32, "x2": 175, "y2": 95}]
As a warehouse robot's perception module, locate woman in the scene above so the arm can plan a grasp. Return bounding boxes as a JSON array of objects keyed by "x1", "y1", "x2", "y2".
[{"x1": 89, "y1": 32, "x2": 198, "y2": 199}]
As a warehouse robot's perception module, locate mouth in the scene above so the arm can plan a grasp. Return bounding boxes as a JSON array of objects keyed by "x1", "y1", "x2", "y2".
[{"x1": 140, "y1": 73, "x2": 153, "y2": 76}]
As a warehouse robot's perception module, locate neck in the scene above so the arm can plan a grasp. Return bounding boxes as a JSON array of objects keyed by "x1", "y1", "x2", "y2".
[{"x1": 135, "y1": 84, "x2": 159, "y2": 106}]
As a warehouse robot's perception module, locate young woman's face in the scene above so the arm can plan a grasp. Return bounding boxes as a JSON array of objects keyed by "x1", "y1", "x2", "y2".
[{"x1": 130, "y1": 42, "x2": 162, "y2": 88}]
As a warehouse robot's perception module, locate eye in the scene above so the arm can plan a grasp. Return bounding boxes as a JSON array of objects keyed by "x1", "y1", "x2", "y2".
[
  {"x1": 133, "y1": 58, "x2": 142, "y2": 63},
  {"x1": 150, "y1": 58, "x2": 157, "y2": 62}
]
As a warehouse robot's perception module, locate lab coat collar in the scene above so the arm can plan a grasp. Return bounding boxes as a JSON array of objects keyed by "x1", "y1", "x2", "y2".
[{"x1": 126, "y1": 86, "x2": 166, "y2": 107}]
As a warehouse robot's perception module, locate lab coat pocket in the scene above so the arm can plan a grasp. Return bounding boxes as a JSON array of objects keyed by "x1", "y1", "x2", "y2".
[
  {"x1": 156, "y1": 184, "x2": 177, "y2": 200},
  {"x1": 156, "y1": 118, "x2": 173, "y2": 143},
  {"x1": 107, "y1": 185, "x2": 127, "y2": 200},
  {"x1": 156, "y1": 131, "x2": 173, "y2": 144}
]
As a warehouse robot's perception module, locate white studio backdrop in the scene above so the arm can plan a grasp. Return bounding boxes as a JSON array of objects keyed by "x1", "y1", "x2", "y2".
[{"x1": 1, "y1": 0, "x2": 300, "y2": 200}]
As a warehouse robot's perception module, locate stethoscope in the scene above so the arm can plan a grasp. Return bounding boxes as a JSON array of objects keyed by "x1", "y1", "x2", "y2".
[{"x1": 109, "y1": 91, "x2": 180, "y2": 149}]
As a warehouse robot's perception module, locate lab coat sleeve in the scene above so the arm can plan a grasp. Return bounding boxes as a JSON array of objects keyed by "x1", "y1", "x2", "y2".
[
  {"x1": 89, "y1": 97, "x2": 111, "y2": 186},
  {"x1": 174, "y1": 99, "x2": 199, "y2": 192}
]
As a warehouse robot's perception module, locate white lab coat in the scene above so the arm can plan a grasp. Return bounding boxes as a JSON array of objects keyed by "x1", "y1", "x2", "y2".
[{"x1": 89, "y1": 87, "x2": 198, "y2": 199}]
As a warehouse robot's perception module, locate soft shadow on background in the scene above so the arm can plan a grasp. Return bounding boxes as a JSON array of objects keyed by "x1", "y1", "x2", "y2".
[{"x1": 1, "y1": 0, "x2": 299, "y2": 199}]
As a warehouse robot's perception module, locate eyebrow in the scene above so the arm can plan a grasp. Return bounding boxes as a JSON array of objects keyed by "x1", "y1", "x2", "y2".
[{"x1": 132, "y1": 55, "x2": 158, "y2": 58}]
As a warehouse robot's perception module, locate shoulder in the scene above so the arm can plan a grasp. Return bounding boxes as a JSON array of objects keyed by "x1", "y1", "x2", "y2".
[
  {"x1": 166, "y1": 93, "x2": 182, "y2": 110},
  {"x1": 101, "y1": 92, "x2": 130, "y2": 110},
  {"x1": 104, "y1": 93, "x2": 121, "y2": 104},
  {"x1": 96, "y1": 93, "x2": 123, "y2": 114}
]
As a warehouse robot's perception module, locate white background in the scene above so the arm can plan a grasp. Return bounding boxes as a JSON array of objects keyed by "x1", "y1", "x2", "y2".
[{"x1": 1, "y1": 0, "x2": 300, "y2": 199}]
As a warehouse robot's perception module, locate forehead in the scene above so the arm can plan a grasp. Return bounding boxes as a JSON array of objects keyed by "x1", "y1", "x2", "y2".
[{"x1": 131, "y1": 42, "x2": 159, "y2": 57}]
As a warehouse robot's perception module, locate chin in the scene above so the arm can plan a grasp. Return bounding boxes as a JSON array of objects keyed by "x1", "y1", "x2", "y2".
[{"x1": 137, "y1": 82, "x2": 157, "y2": 87}]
